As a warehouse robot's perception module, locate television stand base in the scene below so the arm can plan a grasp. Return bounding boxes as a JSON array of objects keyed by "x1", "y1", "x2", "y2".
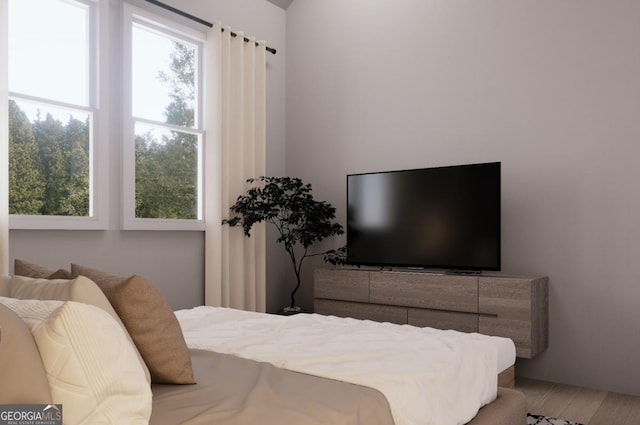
[{"x1": 314, "y1": 268, "x2": 549, "y2": 359}]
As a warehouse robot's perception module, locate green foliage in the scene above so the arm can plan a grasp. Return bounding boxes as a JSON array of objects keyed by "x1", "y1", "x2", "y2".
[
  {"x1": 59, "y1": 117, "x2": 90, "y2": 216},
  {"x1": 135, "y1": 41, "x2": 198, "y2": 219},
  {"x1": 323, "y1": 245, "x2": 347, "y2": 266},
  {"x1": 8, "y1": 100, "x2": 89, "y2": 216},
  {"x1": 223, "y1": 176, "x2": 344, "y2": 308},
  {"x1": 8, "y1": 100, "x2": 45, "y2": 215},
  {"x1": 135, "y1": 131, "x2": 198, "y2": 219},
  {"x1": 158, "y1": 42, "x2": 195, "y2": 128}
]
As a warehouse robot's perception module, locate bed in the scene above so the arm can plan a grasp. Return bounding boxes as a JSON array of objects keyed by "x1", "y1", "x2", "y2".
[
  {"x1": 1, "y1": 265, "x2": 526, "y2": 425},
  {"x1": 149, "y1": 307, "x2": 526, "y2": 425}
]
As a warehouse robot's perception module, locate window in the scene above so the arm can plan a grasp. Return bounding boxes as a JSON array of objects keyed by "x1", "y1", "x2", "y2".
[
  {"x1": 6, "y1": 1, "x2": 205, "y2": 231},
  {"x1": 122, "y1": 5, "x2": 205, "y2": 230},
  {"x1": 7, "y1": 0, "x2": 106, "y2": 229}
]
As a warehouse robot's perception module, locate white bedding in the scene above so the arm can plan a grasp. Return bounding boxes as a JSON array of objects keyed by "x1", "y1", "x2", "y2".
[{"x1": 176, "y1": 307, "x2": 503, "y2": 425}]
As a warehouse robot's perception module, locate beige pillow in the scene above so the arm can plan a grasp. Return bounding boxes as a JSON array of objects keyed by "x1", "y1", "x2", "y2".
[
  {"x1": 9, "y1": 275, "x2": 151, "y2": 384},
  {"x1": 0, "y1": 275, "x2": 10, "y2": 297},
  {"x1": 108, "y1": 275, "x2": 196, "y2": 384},
  {"x1": 71, "y1": 264, "x2": 195, "y2": 384},
  {"x1": 0, "y1": 302, "x2": 53, "y2": 404},
  {"x1": 5, "y1": 299, "x2": 152, "y2": 425},
  {"x1": 14, "y1": 259, "x2": 71, "y2": 279}
]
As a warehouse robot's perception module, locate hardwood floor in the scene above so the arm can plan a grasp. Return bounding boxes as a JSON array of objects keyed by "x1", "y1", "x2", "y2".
[{"x1": 516, "y1": 378, "x2": 640, "y2": 425}]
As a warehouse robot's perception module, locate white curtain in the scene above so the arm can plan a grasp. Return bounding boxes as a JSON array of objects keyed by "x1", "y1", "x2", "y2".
[
  {"x1": 204, "y1": 24, "x2": 267, "y2": 312},
  {"x1": 0, "y1": 0, "x2": 9, "y2": 276}
]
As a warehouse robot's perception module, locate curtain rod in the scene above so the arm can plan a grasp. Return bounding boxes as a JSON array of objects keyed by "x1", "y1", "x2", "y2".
[{"x1": 144, "y1": 0, "x2": 277, "y2": 55}]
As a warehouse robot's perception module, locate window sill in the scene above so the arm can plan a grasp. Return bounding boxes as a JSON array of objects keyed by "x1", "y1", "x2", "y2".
[
  {"x1": 120, "y1": 217, "x2": 205, "y2": 231},
  {"x1": 9, "y1": 215, "x2": 108, "y2": 231}
]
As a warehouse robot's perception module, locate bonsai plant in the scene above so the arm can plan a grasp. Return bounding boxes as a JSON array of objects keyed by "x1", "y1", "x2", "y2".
[{"x1": 222, "y1": 176, "x2": 344, "y2": 313}]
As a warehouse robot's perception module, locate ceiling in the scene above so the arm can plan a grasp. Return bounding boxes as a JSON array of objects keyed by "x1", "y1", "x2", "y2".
[{"x1": 267, "y1": 0, "x2": 294, "y2": 10}]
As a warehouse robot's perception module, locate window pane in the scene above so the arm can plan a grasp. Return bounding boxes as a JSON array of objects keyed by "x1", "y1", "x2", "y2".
[
  {"x1": 135, "y1": 123, "x2": 199, "y2": 220},
  {"x1": 132, "y1": 25, "x2": 197, "y2": 127},
  {"x1": 9, "y1": 99, "x2": 91, "y2": 217},
  {"x1": 8, "y1": 0, "x2": 89, "y2": 106}
]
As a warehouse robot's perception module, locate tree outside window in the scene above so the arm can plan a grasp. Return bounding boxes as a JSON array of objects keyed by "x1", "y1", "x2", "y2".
[
  {"x1": 8, "y1": 0, "x2": 93, "y2": 219},
  {"x1": 123, "y1": 12, "x2": 205, "y2": 229},
  {"x1": 133, "y1": 36, "x2": 200, "y2": 220}
]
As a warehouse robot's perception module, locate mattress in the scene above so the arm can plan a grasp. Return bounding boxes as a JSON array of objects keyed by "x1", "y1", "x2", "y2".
[
  {"x1": 176, "y1": 306, "x2": 516, "y2": 373},
  {"x1": 175, "y1": 306, "x2": 517, "y2": 425},
  {"x1": 486, "y1": 333, "x2": 516, "y2": 374}
]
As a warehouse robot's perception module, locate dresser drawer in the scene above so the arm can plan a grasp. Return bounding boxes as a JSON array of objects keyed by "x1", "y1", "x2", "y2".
[
  {"x1": 408, "y1": 308, "x2": 479, "y2": 333},
  {"x1": 370, "y1": 272, "x2": 478, "y2": 313},
  {"x1": 314, "y1": 269, "x2": 369, "y2": 303}
]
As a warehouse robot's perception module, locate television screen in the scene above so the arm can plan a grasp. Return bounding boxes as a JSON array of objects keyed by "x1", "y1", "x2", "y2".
[{"x1": 346, "y1": 162, "x2": 501, "y2": 271}]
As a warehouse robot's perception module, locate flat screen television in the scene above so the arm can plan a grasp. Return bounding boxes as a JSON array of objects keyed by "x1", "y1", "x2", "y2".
[{"x1": 346, "y1": 162, "x2": 501, "y2": 271}]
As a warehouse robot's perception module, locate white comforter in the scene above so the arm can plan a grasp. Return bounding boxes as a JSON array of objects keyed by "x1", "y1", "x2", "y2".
[{"x1": 175, "y1": 307, "x2": 498, "y2": 425}]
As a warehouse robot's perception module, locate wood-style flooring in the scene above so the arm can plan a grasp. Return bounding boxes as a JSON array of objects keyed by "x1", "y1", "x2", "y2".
[{"x1": 516, "y1": 378, "x2": 640, "y2": 425}]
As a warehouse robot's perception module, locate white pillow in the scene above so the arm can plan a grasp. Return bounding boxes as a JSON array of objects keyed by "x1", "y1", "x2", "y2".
[
  {"x1": 0, "y1": 298, "x2": 152, "y2": 425},
  {"x1": 0, "y1": 297, "x2": 62, "y2": 327},
  {"x1": 9, "y1": 275, "x2": 151, "y2": 385}
]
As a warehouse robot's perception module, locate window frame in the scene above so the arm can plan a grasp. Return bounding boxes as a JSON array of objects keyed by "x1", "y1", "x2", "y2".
[
  {"x1": 8, "y1": 0, "x2": 108, "y2": 230},
  {"x1": 121, "y1": 3, "x2": 206, "y2": 231}
]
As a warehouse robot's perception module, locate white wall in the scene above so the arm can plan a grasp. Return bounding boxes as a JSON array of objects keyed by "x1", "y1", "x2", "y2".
[
  {"x1": 286, "y1": 0, "x2": 640, "y2": 395},
  {"x1": 9, "y1": 0, "x2": 289, "y2": 312}
]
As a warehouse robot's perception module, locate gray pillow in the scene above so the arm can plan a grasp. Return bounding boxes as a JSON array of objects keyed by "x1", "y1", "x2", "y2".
[{"x1": 14, "y1": 259, "x2": 71, "y2": 279}]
